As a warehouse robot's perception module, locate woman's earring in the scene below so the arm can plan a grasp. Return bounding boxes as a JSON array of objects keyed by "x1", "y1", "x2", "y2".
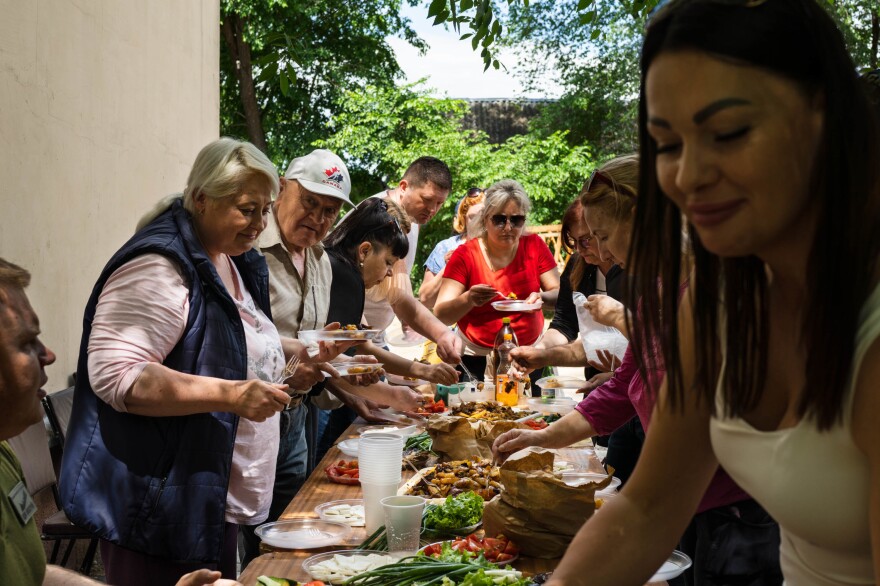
[{"x1": 359, "y1": 262, "x2": 364, "y2": 268}]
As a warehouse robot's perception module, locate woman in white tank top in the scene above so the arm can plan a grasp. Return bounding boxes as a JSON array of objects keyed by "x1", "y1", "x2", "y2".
[{"x1": 545, "y1": 1, "x2": 880, "y2": 585}]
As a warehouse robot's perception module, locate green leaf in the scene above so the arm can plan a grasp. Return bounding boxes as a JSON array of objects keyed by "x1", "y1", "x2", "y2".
[
  {"x1": 459, "y1": 32, "x2": 474, "y2": 40},
  {"x1": 590, "y1": 27, "x2": 601, "y2": 40},
  {"x1": 461, "y1": 0, "x2": 474, "y2": 9},
  {"x1": 577, "y1": 0, "x2": 592, "y2": 9},
  {"x1": 428, "y1": 0, "x2": 447, "y2": 19},
  {"x1": 279, "y1": 70, "x2": 289, "y2": 96}
]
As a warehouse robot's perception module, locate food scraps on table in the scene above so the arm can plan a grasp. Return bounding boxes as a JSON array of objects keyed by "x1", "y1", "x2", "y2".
[
  {"x1": 404, "y1": 459, "x2": 501, "y2": 500},
  {"x1": 325, "y1": 460, "x2": 359, "y2": 485}
]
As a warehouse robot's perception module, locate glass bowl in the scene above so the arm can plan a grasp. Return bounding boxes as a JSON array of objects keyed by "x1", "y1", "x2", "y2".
[{"x1": 254, "y1": 518, "x2": 352, "y2": 549}]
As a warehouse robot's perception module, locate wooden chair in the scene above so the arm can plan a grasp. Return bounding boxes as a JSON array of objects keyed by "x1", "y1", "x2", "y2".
[{"x1": 8, "y1": 417, "x2": 99, "y2": 575}]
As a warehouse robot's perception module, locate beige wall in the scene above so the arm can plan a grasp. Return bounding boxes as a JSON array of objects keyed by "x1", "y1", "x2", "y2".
[{"x1": 0, "y1": 0, "x2": 220, "y2": 390}]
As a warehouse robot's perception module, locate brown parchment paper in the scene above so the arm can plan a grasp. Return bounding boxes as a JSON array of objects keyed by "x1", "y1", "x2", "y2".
[
  {"x1": 426, "y1": 416, "x2": 523, "y2": 461},
  {"x1": 482, "y1": 450, "x2": 612, "y2": 558}
]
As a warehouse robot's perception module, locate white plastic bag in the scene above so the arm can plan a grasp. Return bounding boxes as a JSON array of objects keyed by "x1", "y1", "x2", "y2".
[{"x1": 573, "y1": 292, "x2": 628, "y2": 365}]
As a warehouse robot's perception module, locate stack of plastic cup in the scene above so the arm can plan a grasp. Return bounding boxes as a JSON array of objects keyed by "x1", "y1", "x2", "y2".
[{"x1": 358, "y1": 432, "x2": 405, "y2": 533}]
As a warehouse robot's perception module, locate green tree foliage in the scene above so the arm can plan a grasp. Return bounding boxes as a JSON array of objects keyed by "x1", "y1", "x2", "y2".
[
  {"x1": 316, "y1": 83, "x2": 597, "y2": 282},
  {"x1": 220, "y1": 0, "x2": 427, "y2": 167}
]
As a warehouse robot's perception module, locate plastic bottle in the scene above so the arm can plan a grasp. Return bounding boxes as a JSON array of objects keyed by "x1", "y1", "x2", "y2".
[
  {"x1": 493, "y1": 317, "x2": 518, "y2": 348},
  {"x1": 494, "y1": 333, "x2": 519, "y2": 407}
]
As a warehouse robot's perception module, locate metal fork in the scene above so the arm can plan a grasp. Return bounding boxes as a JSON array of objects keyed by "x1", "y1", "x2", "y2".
[{"x1": 274, "y1": 355, "x2": 301, "y2": 384}]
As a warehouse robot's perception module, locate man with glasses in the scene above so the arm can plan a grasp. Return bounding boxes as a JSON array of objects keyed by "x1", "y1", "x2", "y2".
[{"x1": 243, "y1": 149, "x2": 411, "y2": 566}]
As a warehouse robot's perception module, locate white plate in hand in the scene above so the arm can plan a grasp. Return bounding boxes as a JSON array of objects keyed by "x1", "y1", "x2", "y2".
[
  {"x1": 649, "y1": 550, "x2": 693, "y2": 581},
  {"x1": 491, "y1": 300, "x2": 542, "y2": 312}
]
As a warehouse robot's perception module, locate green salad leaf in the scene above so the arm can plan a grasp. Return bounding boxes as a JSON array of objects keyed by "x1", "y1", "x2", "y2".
[{"x1": 423, "y1": 492, "x2": 484, "y2": 531}]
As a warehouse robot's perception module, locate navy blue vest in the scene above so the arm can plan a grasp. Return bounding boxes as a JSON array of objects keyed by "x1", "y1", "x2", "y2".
[{"x1": 59, "y1": 199, "x2": 272, "y2": 563}]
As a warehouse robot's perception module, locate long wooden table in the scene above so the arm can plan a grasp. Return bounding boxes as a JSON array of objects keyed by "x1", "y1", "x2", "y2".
[{"x1": 238, "y1": 421, "x2": 605, "y2": 585}]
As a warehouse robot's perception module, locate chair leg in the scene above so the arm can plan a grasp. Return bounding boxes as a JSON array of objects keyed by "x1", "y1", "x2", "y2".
[
  {"x1": 80, "y1": 538, "x2": 99, "y2": 575},
  {"x1": 49, "y1": 539, "x2": 61, "y2": 564},
  {"x1": 59, "y1": 539, "x2": 77, "y2": 567}
]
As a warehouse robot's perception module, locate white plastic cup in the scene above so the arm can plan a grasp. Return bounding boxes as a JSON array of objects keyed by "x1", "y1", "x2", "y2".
[
  {"x1": 358, "y1": 433, "x2": 403, "y2": 485},
  {"x1": 362, "y1": 481, "x2": 401, "y2": 534},
  {"x1": 381, "y1": 495, "x2": 426, "y2": 553}
]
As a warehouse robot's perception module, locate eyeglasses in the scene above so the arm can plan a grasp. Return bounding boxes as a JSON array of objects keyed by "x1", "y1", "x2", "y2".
[
  {"x1": 585, "y1": 169, "x2": 637, "y2": 199},
  {"x1": 491, "y1": 214, "x2": 526, "y2": 229},
  {"x1": 299, "y1": 189, "x2": 342, "y2": 222},
  {"x1": 575, "y1": 236, "x2": 593, "y2": 249},
  {"x1": 648, "y1": 0, "x2": 770, "y2": 28}
]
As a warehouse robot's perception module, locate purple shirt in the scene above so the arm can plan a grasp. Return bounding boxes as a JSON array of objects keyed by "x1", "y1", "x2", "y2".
[{"x1": 576, "y1": 346, "x2": 750, "y2": 514}]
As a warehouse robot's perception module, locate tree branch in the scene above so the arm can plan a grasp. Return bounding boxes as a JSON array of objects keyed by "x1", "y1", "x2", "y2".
[{"x1": 221, "y1": 13, "x2": 268, "y2": 153}]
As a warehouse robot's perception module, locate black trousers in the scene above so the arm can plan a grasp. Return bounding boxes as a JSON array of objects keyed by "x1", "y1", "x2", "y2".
[{"x1": 670, "y1": 499, "x2": 783, "y2": 586}]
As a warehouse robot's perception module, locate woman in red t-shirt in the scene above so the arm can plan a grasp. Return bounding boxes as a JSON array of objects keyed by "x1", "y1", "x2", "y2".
[{"x1": 434, "y1": 179, "x2": 560, "y2": 387}]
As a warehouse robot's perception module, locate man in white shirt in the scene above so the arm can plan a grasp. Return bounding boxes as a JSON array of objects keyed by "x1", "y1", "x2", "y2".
[{"x1": 365, "y1": 157, "x2": 463, "y2": 363}]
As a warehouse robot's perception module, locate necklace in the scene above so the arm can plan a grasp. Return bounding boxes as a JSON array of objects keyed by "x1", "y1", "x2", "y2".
[{"x1": 479, "y1": 238, "x2": 517, "y2": 272}]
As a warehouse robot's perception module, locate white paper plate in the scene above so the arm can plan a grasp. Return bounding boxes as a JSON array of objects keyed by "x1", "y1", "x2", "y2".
[
  {"x1": 535, "y1": 375, "x2": 587, "y2": 391},
  {"x1": 299, "y1": 329, "x2": 385, "y2": 343},
  {"x1": 649, "y1": 550, "x2": 693, "y2": 581},
  {"x1": 359, "y1": 424, "x2": 419, "y2": 439},
  {"x1": 491, "y1": 300, "x2": 542, "y2": 312}
]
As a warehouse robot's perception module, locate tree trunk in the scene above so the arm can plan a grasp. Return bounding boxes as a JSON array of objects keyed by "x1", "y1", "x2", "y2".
[
  {"x1": 221, "y1": 14, "x2": 268, "y2": 153},
  {"x1": 871, "y1": 12, "x2": 879, "y2": 69}
]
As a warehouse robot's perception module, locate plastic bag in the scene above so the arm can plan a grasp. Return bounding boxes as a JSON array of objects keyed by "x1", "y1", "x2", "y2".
[{"x1": 573, "y1": 292, "x2": 628, "y2": 364}]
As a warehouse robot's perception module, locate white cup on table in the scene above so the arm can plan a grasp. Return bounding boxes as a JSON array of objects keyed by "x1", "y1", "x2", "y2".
[
  {"x1": 359, "y1": 433, "x2": 404, "y2": 533},
  {"x1": 381, "y1": 495, "x2": 426, "y2": 553}
]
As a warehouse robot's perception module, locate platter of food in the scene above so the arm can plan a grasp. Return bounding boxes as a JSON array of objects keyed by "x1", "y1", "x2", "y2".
[
  {"x1": 491, "y1": 299, "x2": 542, "y2": 312},
  {"x1": 298, "y1": 326, "x2": 384, "y2": 344},
  {"x1": 535, "y1": 375, "x2": 587, "y2": 397},
  {"x1": 315, "y1": 499, "x2": 366, "y2": 526},
  {"x1": 450, "y1": 401, "x2": 536, "y2": 422},
  {"x1": 255, "y1": 518, "x2": 352, "y2": 550},
  {"x1": 302, "y1": 550, "x2": 396, "y2": 584},
  {"x1": 330, "y1": 361, "x2": 384, "y2": 376},
  {"x1": 415, "y1": 397, "x2": 447, "y2": 415},
  {"x1": 400, "y1": 459, "x2": 501, "y2": 500},
  {"x1": 420, "y1": 534, "x2": 520, "y2": 565},
  {"x1": 325, "y1": 460, "x2": 360, "y2": 485}
]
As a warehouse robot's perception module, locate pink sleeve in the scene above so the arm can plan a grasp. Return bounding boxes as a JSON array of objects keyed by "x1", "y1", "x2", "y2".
[
  {"x1": 575, "y1": 346, "x2": 639, "y2": 435},
  {"x1": 442, "y1": 243, "x2": 471, "y2": 286},
  {"x1": 87, "y1": 254, "x2": 190, "y2": 412}
]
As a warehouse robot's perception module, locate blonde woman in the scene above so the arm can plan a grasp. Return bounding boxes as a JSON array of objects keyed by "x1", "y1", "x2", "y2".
[{"x1": 60, "y1": 138, "x2": 345, "y2": 584}]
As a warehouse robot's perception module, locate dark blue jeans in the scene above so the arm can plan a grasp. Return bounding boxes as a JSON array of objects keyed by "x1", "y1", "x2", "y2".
[{"x1": 239, "y1": 404, "x2": 309, "y2": 567}]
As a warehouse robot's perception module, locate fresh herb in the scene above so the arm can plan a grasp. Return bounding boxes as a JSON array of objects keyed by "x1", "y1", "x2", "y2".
[
  {"x1": 342, "y1": 555, "x2": 527, "y2": 586},
  {"x1": 423, "y1": 492, "x2": 484, "y2": 531},
  {"x1": 404, "y1": 432, "x2": 434, "y2": 453}
]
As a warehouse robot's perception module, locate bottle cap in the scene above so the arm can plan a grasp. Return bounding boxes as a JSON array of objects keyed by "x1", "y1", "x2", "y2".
[
  {"x1": 502, "y1": 317, "x2": 511, "y2": 324},
  {"x1": 503, "y1": 333, "x2": 512, "y2": 341}
]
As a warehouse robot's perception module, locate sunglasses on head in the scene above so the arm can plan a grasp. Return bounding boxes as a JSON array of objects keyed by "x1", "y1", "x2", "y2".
[
  {"x1": 466, "y1": 187, "x2": 485, "y2": 199},
  {"x1": 491, "y1": 214, "x2": 526, "y2": 228},
  {"x1": 586, "y1": 169, "x2": 637, "y2": 199}
]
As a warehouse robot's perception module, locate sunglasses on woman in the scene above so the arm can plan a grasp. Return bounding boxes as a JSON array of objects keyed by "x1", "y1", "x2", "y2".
[{"x1": 491, "y1": 214, "x2": 526, "y2": 228}]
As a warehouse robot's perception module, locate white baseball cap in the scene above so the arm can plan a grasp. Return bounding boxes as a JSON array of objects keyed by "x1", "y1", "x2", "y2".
[{"x1": 284, "y1": 149, "x2": 352, "y2": 206}]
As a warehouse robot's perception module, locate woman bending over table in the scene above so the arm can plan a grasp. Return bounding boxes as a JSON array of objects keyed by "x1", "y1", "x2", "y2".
[
  {"x1": 546, "y1": 1, "x2": 880, "y2": 584},
  {"x1": 433, "y1": 180, "x2": 560, "y2": 386},
  {"x1": 494, "y1": 154, "x2": 782, "y2": 586},
  {"x1": 59, "y1": 138, "x2": 348, "y2": 586}
]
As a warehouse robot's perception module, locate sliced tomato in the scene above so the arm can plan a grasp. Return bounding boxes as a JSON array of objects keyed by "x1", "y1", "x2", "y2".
[
  {"x1": 303, "y1": 581, "x2": 326, "y2": 586},
  {"x1": 450, "y1": 541, "x2": 469, "y2": 553},
  {"x1": 502, "y1": 540, "x2": 520, "y2": 555},
  {"x1": 495, "y1": 553, "x2": 515, "y2": 563}
]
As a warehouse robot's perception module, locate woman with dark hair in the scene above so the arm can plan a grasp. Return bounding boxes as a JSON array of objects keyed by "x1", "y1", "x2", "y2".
[
  {"x1": 547, "y1": 1, "x2": 880, "y2": 585},
  {"x1": 509, "y1": 198, "x2": 624, "y2": 380},
  {"x1": 317, "y1": 198, "x2": 454, "y2": 451}
]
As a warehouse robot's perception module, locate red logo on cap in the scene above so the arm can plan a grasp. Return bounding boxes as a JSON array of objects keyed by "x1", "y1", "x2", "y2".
[{"x1": 324, "y1": 166, "x2": 345, "y2": 187}]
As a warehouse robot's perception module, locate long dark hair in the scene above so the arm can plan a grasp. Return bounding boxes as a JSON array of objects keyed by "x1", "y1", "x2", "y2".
[
  {"x1": 323, "y1": 197, "x2": 411, "y2": 269},
  {"x1": 630, "y1": 0, "x2": 880, "y2": 429}
]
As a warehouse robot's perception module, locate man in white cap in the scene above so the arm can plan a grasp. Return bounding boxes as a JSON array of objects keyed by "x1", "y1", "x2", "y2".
[{"x1": 241, "y1": 149, "x2": 421, "y2": 565}]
